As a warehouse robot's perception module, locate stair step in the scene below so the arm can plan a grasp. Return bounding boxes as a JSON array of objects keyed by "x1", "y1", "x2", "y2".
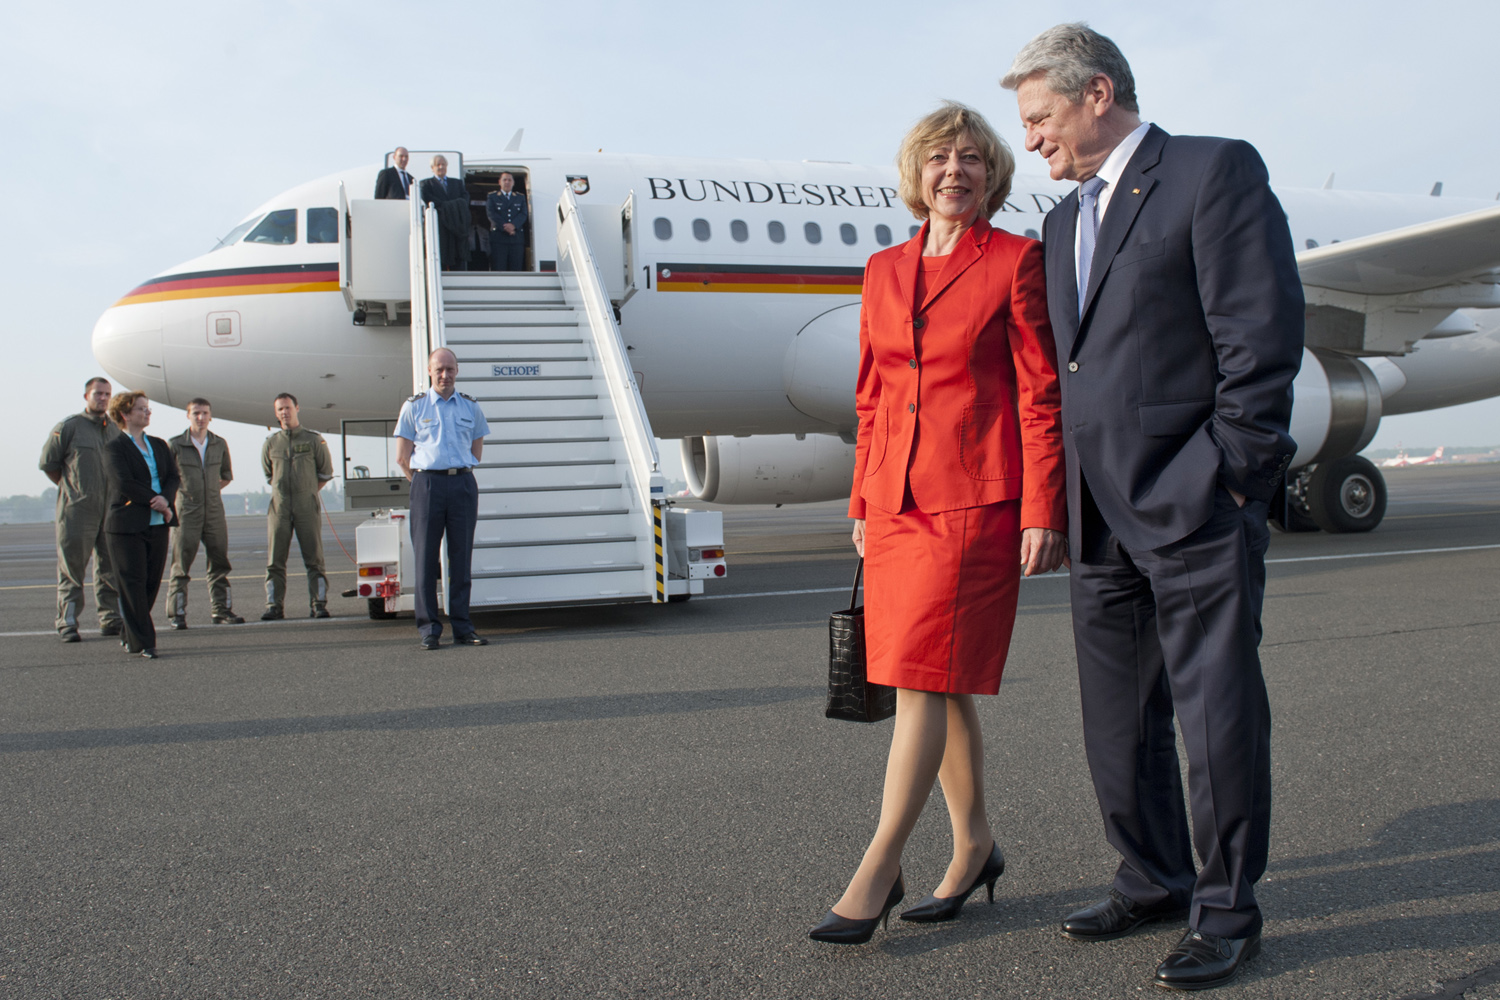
[
  {"x1": 481, "y1": 440, "x2": 618, "y2": 464},
  {"x1": 478, "y1": 483, "x2": 623, "y2": 494},
  {"x1": 476, "y1": 467, "x2": 621, "y2": 490},
  {"x1": 473, "y1": 510, "x2": 638, "y2": 543},
  {"x1": 475, "y1": 534, "x2": 635, "y2": 548},
  {"x1": 477, "y1": 507, "x2": 631, "y2": 521},
  {"x1": 476, "y1": 459, "x2": 614, "y2": 469},
  {"x1": 478, "y1": 488, "x2": 631, "y2": 517},
  {"x1": 469, "y1": 571, "x2": 650, "y2": 606},
  {"x1": 472, "y1": 539, "x2": 645, "y2": 574},
  {"x1": 460, "y1": 361, "x2": 596, "y2": 380}
]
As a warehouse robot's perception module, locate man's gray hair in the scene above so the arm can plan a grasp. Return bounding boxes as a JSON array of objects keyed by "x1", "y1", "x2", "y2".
[{"x1": 1000, "y1": 22, "x2": 1139, "y2": 113}]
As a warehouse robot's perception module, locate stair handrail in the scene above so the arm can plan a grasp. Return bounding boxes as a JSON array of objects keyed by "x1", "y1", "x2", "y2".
[
  {"x1": 409, "y1": 193, "x2": 430, "y2": 394},
  {"x1": 554, "y1": 186, "x2": 665, "y2": 518},
  {"x1": 424, "y1": 201, "x2": 447, "y2": 356}
]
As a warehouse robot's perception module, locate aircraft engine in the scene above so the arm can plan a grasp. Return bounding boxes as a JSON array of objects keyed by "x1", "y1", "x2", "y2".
[{"x1": 680, "y1": 434, "x2": 856, "y2": 505}]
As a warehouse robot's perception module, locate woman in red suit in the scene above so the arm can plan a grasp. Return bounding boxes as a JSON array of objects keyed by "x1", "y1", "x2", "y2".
[{"x1": 810, "y1": 103, "x2": 1067, "y2": 944}]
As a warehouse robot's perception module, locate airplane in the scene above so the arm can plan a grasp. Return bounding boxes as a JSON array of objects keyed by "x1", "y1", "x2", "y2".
[
  {"x1": 91, "y1": 143, "x2": 1500, "y2": 557},
  {"x1": 1380, "y1": 445, "x2": 1445, "y2": 468}
]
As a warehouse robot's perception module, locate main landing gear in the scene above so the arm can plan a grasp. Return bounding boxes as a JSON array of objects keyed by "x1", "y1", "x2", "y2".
[{"x1": 1271, "y1": 456, "x2": 1388, "y2": 534}]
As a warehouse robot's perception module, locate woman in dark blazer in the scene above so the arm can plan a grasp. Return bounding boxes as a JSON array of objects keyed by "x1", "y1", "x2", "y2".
[
  {"x1": 103, "y1": 391, "x2": 179, "y2": 659},
  {"x1": 809, "y1": 103, "x2": 1067, "y2": 944}
]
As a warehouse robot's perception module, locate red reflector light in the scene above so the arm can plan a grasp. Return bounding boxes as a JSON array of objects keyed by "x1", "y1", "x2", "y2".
[
  {"x1": 359, "y1": 566, "x2": 385, "y2": 577},
  {"x1": 700, "y1": 548, "x2": 725, "y2": 559},
  {"x1": 359, "y1": 583, "x2": 372, "y2": 597},
  {"x1": 713, "y1": 564, "x2": 726, "y2": 576}
]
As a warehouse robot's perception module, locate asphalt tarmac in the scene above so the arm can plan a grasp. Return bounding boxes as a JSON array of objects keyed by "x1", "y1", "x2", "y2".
[{"x1": 1, "y1": 465, "x2": 1497, "y2": 999}]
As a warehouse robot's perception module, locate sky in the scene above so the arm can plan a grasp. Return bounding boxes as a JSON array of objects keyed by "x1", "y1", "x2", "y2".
[{"x1": 4, "y1": 0, "x2": 1499, "y2": 497}]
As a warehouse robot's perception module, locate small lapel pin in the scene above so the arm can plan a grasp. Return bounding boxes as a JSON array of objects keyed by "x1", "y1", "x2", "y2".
[{"x1": 1132, "y1": 188, "x2": 1141, "y2": 195}]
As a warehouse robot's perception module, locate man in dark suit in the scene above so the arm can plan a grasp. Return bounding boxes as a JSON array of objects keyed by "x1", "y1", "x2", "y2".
[
  {"x1": 485, "y1": 171, "x2": 528, "y2": 270},
  {"x1": 1003, "y1": 24, "x2": 1303, "y2": 991},
  {"x1": 374, "y1": 146, "x2": 414, "y2": 199},
  {"x1": 418, "y1": 155, "x2": 470, "y2": 270}
]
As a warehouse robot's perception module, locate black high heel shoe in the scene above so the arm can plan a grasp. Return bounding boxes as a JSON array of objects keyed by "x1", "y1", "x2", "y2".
[
  {"x1": 899, "y1": 842, "x2": 1005, "y2": 923},
  {"x1": 809, "y1": 870, "x2": 905, "y2": 945}
]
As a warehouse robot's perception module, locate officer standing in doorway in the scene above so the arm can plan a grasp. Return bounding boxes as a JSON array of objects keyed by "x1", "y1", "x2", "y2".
[
  {"x1": 165, "y1": 398, "x2": 243, "y2": 628},
  {"x1": 485, "y1": 171, "x2": 528, "y2": 271},
  {"x1": 39, "y1": 376, "x2": 124, "y2": 642},
  {"x1": 395, "y1": 348, "x2": 490, "y2": 650},
  {"x1": 260, "y1": 393, "x2": 333, "y2": 620}
]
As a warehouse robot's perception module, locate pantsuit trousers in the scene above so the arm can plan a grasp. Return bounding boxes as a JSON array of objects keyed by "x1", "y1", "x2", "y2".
[
  {"x1": 105, "y1": 524, "x2": 170, "y2": 653},
  {"x1": 167, "y1": 504, "x2": 233, "y2": 617},
  {"x1": 489, "y1": 238, "x2": 524, "y2": 271},
  {"x1": 1070, "y1": 481, "x2": 1272, "y2": 939},
  {"x1": 409, "y1": 470, "x2": 478, "y2": 638}
]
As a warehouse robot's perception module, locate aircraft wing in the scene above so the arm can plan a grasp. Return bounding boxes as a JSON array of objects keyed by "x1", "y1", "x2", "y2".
[{"x1": 1297, "y1": 203, "x2": 1500, "y2": 295}]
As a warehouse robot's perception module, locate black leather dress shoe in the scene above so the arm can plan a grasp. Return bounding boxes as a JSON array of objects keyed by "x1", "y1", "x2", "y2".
[
  {"x1": 1062, "y1": 888, "x2": 1190, "y2": 941},
  {"x1": 420, "y1": 635, "x2": 441, "y2": 651},
  {"x1": 260, "y1": 608, "x2": 284, "y2": 621},
  {"x1": 212, "y1": 613, "x2": 245, "y2": 625},
  {"x1": 170, "y1": 616, "x2": 187, "y2": 631},
  {"x1": 311, "y1": 608, "x2": 330, "y2": 619},
  {"x1": 1154, "y1": 929, "x2": 1260, "y2": 991},
  {"x1": 452, "y1": 633, "x2": 489, "y2": 646}
]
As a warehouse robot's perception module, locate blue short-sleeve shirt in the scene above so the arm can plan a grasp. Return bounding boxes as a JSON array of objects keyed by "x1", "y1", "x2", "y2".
[{"x1": 395, "y1": 388, "x2": 491, "y2": 470}]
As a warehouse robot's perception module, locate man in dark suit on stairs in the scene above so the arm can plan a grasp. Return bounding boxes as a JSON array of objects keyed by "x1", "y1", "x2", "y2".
[
  {"x1": 374, "y1": 146, "x2": 414, "y2": 200},
  {"x1": 418, "y1": 154, "x2": 470, "y2": 270},
  {"x1": 1003, "y1": 23, "x2": 1304, "y2": 991},
  {"x1": 485, "y1": 171, "x2": 528, "y2": 271}
]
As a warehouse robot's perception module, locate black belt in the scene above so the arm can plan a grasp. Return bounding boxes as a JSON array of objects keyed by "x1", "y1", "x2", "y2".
[{"x1": 415, "y1": 468, "x2": 472, "y2": 476}]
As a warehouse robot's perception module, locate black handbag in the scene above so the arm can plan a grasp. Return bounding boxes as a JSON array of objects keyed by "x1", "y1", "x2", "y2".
[{"x1": 825, "y1": 559, "x2": 897, "y2": 723}]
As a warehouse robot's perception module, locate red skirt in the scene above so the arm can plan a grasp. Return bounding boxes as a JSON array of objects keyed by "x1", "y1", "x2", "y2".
[{"x1": 863, "y1": 498, "x2": 1021, "y2": 695}]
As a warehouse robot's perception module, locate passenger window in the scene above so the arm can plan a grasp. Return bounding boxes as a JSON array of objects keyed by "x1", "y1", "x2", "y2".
[
  {"x1": 693, "y1": 219, "x2": 711, "y2": 241},
  {"x1": 768, "y1": 221, "x2": 786, "y2": 243},
  {"x1": 874, "y1": 224, "x2": 892, "y2": 246},
  {"x1": 909, "y1": 225, "x2": 921, "y2": 239},
  {"x1": 804, "y1": 222, "x2": 822, "y2": 245},
  {"x1": 839, "y1": 223, "x2": 857, "y2": 246},
  {"x1": 306, "y1": 207, "x2": 339, "y2": 244},
  {"x1": 212, "y1": 215, "x2": 263, "y2": 251},
  {"x1": 243, "y1": 209, "x2": 297, "y2": 245},
  {"x1": 730, "y1": 219, "x2": 749, "y2": 242},
  {"x1": 654, "y1": 217, "x2": 673, "y2": 240}
]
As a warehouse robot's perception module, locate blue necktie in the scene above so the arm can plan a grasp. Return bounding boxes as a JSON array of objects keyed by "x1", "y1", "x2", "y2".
[{"x1": 1077, "y1": 175, "x2": 1107, "y2": 316}]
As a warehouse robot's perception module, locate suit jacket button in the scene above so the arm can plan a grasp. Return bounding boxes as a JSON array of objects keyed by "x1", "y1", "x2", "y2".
[
  {"x1": 1067, "y1": 361, "x2": 1079, "y2": 372},
  {"x1": 913, "y1": 317, "x2": 926, "y2": 330},
  {"x1": 908, "y1": 403, "x2": 916, "y2": 413},
  {"x1": 908, "y1": 359, "x2": 917, "y2": 369}
]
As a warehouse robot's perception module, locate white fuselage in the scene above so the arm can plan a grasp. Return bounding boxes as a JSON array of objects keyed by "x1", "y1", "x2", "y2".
[{"x1": 92, "y1": 151, "x2": 1500, "y2": 455}]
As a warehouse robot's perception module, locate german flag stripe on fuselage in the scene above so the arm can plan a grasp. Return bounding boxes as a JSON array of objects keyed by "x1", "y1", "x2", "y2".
[
  {"x1": 113, "y1": 263, "x2": 340, "y2": 306},
  {"x1": 656, "y1": 262, "x2": 862, "y2": 295}
]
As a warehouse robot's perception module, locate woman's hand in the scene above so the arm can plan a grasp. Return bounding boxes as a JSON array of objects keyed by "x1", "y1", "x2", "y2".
[
  {"x1": 149, "y1": 495, "x2": 170, "y2": 515},
  {"x1": 852, "y1": 519, "x2": 866, "y2": 558},
  {"x1": 1020, "y1": 527, "x2": 1067, "y2": 577}
]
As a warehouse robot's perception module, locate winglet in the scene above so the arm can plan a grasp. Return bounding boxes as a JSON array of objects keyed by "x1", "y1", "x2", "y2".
[
  {"x1": 1431, "y1": 181, "x2": 1443, "y2": 197},
  {"x1": 504, "y1": 129, "x2": 524, "y2": 153}
]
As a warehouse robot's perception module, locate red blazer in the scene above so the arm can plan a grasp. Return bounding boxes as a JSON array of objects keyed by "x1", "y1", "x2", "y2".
[{"x1": 849, "y1": 218, "x2": 1066, "y2": 529}]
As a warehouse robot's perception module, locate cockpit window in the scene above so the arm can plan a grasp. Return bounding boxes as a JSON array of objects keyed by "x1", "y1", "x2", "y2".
[
  {"x1": 212, "y1": 215, "x2": 264, "y2": 251},
  {"x1": 243, "y1": 209, "x2": 298, "y2": 245},
  {"x1": 307, "y1": 207, "x2": 338, "y2": 244}
]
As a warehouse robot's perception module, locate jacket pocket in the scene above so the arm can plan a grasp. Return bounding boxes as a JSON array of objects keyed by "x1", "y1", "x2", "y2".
[
  {"x1": 1111, "y1": 238, "x2": 1166, "y2": 270},
  {"x1": 864, "y1": 404, "x2": 889, "y2": 475},
  {"x1": 959, "y1": 402, "x2": 1018, "y2": 481},
  {"x1": 1138, "y1": 399, "x2": 1212, "y2": 437}
]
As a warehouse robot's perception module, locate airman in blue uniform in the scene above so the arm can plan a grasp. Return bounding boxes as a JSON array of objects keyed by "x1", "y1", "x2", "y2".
[
  {"x1": 485, "y1": 172, "x2": 528, "y2": 271},
  {"x1": 395, "y1": 347, "x2": 491, "y2": 649}
]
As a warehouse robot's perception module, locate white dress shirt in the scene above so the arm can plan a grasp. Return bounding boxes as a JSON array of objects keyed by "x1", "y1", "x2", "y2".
[{"x1": 1074, "y1": 121, "x2": 1152, "y2": 276}]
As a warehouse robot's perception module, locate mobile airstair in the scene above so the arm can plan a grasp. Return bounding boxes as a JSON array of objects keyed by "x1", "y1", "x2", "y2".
[{"x1": 346, "y1": 186, "x2": 724, "y2": 616}]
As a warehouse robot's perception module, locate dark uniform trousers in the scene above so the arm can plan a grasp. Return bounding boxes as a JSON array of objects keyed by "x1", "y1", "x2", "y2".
[
  {"x1": 1069, "y1": 478, "x2": 1273, "y2": 940},
  {"x1": 106, "y1": 525, "x2": 171, "y2": 653},
  {"x1": 410, "y1": 469, "x2": 478, "y2": 638}
]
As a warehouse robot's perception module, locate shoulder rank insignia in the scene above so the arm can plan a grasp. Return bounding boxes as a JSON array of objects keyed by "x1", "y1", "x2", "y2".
[
  {"x1": 459, "y1": 392, "x2": 477, "y2": 402},
  {"x1": 407, "y1": 393, "x2": 424, "y2": 402}
]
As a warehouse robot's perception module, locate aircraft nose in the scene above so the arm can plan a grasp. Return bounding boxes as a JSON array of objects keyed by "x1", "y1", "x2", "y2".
[{"x1": 92, "y1": 290, "x2": 168, "y2": 400}]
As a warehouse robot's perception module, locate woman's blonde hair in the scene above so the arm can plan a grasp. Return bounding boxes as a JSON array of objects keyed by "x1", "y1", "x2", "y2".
[
  {"x1": 896, "y1": 101, "x2": 1015, "y2": 220},
  {"x1": 107, "y1": 391, "x2": 148, "y2": 430}
]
